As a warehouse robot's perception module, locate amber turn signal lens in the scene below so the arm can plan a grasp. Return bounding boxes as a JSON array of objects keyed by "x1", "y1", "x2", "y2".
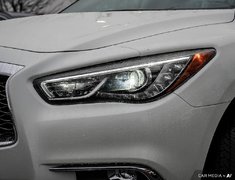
[{"x1": 168, "y1": 49, "x2": 216, "y2": 92}]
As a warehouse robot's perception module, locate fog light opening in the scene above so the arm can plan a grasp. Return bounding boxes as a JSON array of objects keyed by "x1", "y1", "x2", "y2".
[
  {"x1": 49, "y1": 164, "x2": 163, "y2": 180},
  {"x1": 107, "y1": 170, "x2": 138, "y2": 180}
]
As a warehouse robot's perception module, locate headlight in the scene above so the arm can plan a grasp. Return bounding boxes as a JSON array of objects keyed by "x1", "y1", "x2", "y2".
[{"x1": 34, "y1": 49, "x2": 216, "y2": 104}]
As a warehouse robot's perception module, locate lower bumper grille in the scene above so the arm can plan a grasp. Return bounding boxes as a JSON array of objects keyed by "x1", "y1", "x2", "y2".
[{"x1": 0, "y1": 75, "x2": 15, "y2": 146}]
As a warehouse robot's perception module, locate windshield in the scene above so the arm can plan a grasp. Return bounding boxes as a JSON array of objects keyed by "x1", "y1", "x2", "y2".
[{"x1": 63, "y1": 0, "x2": 235, "y2": 12}]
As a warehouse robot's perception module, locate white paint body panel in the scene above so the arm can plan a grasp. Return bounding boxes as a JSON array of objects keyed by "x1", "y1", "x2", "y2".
[
  {"x1": 0, "y1": 10, "x2": 234, "y2": 52},
  {"x1": 0, "y1": 9, "x2": 234, "y2": 180}
]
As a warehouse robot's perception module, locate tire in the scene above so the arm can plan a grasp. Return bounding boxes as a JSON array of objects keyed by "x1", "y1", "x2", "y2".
[
  {"x1": 214, "y1": 124, "x2": 235, "y2": 171},
  {"x1": 203, "y1": 100, "x2": 235, "y2": 173}
]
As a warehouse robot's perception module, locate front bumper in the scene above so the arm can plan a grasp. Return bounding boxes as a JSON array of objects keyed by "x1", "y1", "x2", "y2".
[{"x1": 0, "y1": 67, "x2": 228, "y2": 179}]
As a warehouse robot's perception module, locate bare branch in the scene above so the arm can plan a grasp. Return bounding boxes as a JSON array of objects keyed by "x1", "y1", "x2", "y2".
[{"x1": 0, "y1": 0, "x2": 76, "y2": 14}]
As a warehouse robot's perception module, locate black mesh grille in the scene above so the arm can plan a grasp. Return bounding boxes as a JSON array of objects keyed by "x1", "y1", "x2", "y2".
[{"x1": 0, "y1": 75, "x2": 15, "y2": 146}]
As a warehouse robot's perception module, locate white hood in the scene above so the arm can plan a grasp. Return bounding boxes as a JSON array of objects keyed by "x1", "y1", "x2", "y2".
[{"x1": 0, "y1": 10, "x2": 234, "y2": 52}]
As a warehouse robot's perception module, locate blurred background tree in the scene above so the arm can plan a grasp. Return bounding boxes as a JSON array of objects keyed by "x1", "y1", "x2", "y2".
[{"x1": 0, "y1": 0, "x2": 76, "y2": 14}]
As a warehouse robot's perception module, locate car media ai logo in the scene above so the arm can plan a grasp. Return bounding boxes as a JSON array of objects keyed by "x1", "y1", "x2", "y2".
[{"x1": 198, "y1": 173, "x2": 232, "y2": 179}]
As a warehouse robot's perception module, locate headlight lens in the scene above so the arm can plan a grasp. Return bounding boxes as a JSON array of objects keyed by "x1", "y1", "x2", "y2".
[{"x1": 35, "y1": 49, "x2": 216, "y2": 104}]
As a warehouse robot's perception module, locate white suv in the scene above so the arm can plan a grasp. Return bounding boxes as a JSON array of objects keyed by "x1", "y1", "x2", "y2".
[{"x1": 0, "y1": 0, "x2": 234, "y2": 180}]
